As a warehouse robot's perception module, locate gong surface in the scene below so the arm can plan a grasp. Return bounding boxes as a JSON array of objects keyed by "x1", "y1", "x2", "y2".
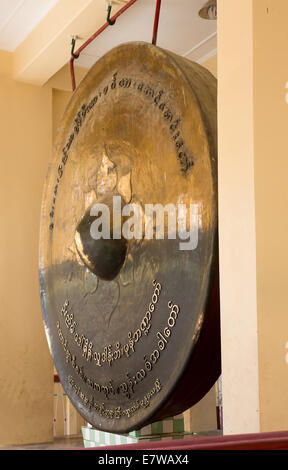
[{"x1": 39, "y1": 42, "x2": 220, "y2": 433}]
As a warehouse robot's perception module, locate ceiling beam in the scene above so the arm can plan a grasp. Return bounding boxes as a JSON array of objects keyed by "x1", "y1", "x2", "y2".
[{"x1": 13, "y1": 0, "x2": 124, "y2": 86}]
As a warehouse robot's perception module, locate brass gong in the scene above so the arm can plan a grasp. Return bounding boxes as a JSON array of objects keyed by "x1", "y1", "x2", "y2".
[{"x1": 39, "y1": 42, "x2": 220, "y2": 433}]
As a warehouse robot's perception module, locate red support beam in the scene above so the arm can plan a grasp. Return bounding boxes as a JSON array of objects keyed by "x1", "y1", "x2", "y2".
[
  {"x1": 152, "y1": 0, "x2": 162, "y2": 46},
  {"x1": 70, "y1": 0, "x2": 138, "y2": 91}
]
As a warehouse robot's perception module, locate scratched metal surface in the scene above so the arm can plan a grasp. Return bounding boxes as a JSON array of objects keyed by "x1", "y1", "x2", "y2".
[{"x1": 39, "y1": 42, "x2": 220, "y2": 433}]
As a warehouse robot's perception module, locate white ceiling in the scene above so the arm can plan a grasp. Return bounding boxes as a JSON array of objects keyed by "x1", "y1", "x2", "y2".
[
  {"x1": 0, "y1": 0, "x2": 216, "y2": 74},
  {"x1": 0, "y1": 0, "x2": 59, "y2": 52},
  {"x1": 75, "y1": 0, "x2": 217, "y2": 68}
]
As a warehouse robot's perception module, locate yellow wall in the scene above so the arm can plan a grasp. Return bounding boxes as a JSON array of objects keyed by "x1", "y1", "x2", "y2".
[
  {"x1": 253, "y1": 0, "x2": 288, "y2": 431},
  {"x1": 52, "y1": 88, "x2": 72, "y2": 141},
  {"x1": 0, "y1": 50, "x2": 53, "y2": 445},
  {"x1": 202, "y1": 54, "x2": 217, "y2": 77}
]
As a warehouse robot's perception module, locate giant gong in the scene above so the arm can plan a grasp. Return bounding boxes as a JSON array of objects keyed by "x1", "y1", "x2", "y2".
[{"x1": 39, "y1": 42, "x2": 220, "y2": 433}]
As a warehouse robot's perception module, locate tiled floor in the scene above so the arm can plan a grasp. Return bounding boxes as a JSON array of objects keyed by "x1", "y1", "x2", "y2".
[{"x1": 1, "y1": 435, "x2": 85, "y2": 450}]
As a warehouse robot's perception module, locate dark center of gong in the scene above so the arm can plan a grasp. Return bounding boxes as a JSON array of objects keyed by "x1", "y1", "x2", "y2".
[{"x1": 74, "y1": 194, "x2": 127, "y2": 281}]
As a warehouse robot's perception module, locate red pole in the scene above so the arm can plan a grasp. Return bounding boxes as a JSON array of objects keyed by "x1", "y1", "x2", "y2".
[
  {"x1": 70, "y1": 56, "x2": 77, "y2": 92},
  {"x1": 152, "y1": 0, "x2": 162, "y2": 46},
  {"x1": 70, "y1": 0, "x2": 138, "y2": 91}
]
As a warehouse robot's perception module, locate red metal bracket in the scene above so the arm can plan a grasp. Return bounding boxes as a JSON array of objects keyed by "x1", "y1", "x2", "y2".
[
  {"x1": 70, "y1": 0, "x2": 163, "y2": 91},
  {"x1": 70, "y1": 0, "x2": 138, "y2": 91}
]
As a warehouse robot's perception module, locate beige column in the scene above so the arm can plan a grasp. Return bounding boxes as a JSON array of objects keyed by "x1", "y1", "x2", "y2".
[
  {"x1": 218, "y1": 0, "x2": 288, "y2": 434},
  {"x1": 218, "y1": 0, "x2": 260, "y2": 434}
]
